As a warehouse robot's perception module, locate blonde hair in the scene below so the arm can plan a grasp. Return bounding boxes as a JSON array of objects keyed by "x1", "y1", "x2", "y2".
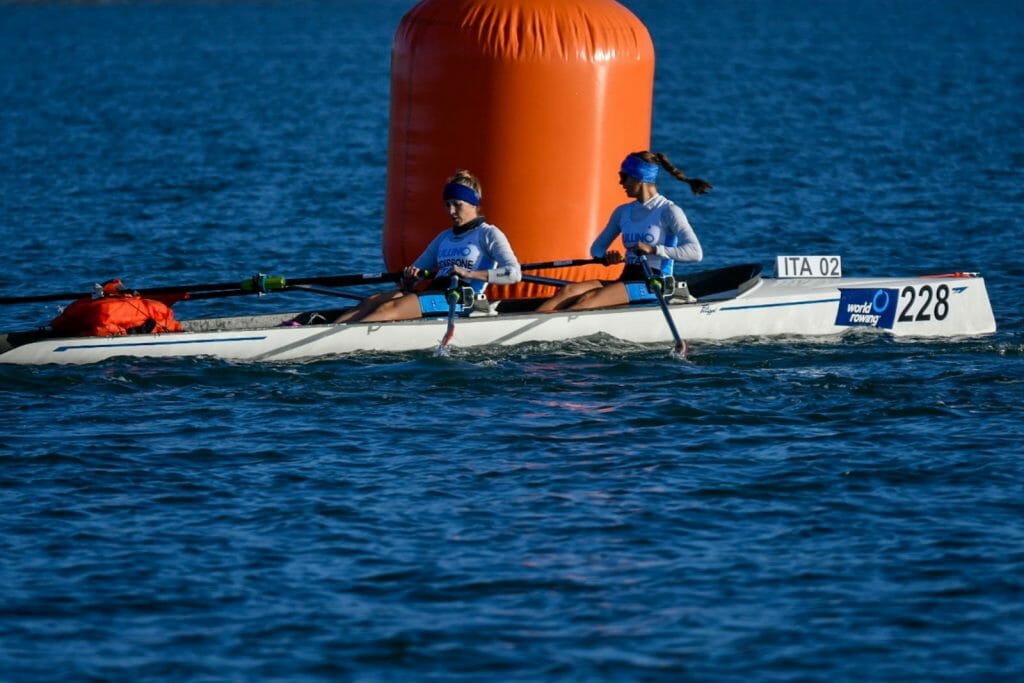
[{"x1": 629, "y1": 151, "x2": 711, "y2": 195}]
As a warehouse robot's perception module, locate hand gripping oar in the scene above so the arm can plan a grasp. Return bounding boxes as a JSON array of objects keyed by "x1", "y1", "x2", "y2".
[
  {"x1": 637, "y1": 252, "x2": 688, "y2": 359},
  {"x1": 436, "y1": 274, "x2": 463, "y2": 355},
  {"x1": 0, "y1": 271, "x2": 404, "y2": 305}
]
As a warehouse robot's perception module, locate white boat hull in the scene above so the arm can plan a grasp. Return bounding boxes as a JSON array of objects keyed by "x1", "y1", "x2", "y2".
[{"x1": 0, "y1": 271, "x2": 997, "y2": 365}]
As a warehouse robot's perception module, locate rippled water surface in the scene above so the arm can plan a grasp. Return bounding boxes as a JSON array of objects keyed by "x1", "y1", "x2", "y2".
[{"x1": 2, "y1": 1, "x2": 1023, "y2": 681}]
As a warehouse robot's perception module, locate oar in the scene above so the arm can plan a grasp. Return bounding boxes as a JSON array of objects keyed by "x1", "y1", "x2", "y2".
[
  {"x1": 517, "y1": 258, "x2": 609, "y2": 290},
  {"x1": 436, "y1": 274, "x2": 462, "y2": 354},
  {"x1": 520, "y1": 257, "x2": 603, "y2": 270},
  {"x1": 169, "y1": 284, "x2": 367, "y2": 303},
  {"x1": 176, "y1": 271, "x2": 443, "y2": 302},
  {"x1": 287, "y1": 284, "x2": 367, "y2": 302},
  {"x1": 0, "y1": 271, "x2": 404, "y2": 305},
  {"x1": 521, "y1": 274, "x2": 572, "y2": 287},
  {"x1": 0, "y1": 258, "x2": 599, "y2": 306},
  {"x1": 637, "y1": 252, "x2": 688, "y2": 359}
]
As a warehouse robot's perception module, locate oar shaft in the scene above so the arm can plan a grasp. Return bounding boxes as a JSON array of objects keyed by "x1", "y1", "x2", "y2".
[
  {"x1": 0, "y1": 291, "x2": 95, "y2": 305},
  {"x1": 288, "y1": 284, "x2": 366, "y2": 301},
  {"x1": 286, "y1": 272, "x2": 402, "y2": 288},
  {"x1": 638, "y1": 253, "x2": 687, "y2": 355},
  {"x1": 0, "y1": 271, "x2": 403, "y2": 305},
  {"x1": 439, "y1": 274, "x2": 462, "y2": 349},
  {"x1": 521, "y1": 274, "x2": 572, "y2": 287},
  {"x1": 0, "y1": 258, "x2": 600, "y2": 306},
  {"x1": 520, "y1": 257, "x2": 603, "y2": 271}
]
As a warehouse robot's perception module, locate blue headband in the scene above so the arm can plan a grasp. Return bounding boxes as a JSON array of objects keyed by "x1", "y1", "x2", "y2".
[
  {"x1": 443, "y1": 182, "x2": 480, "y2": 206},
  {"x1": 620, "y1": 155, "x2": 659, "y2": 183}
]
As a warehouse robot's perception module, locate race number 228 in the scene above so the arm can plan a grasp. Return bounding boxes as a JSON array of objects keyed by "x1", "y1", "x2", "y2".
[{"x1": 898, "y1": 284, "x2": 949, "y2": 322}]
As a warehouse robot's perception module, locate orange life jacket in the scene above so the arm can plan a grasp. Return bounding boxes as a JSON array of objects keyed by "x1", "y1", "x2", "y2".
[{"x1": 50, "y1": 280, "x2": 182, "y2": 338}]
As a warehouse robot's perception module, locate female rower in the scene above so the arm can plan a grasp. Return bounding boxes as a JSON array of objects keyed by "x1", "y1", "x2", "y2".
[
  {"x1": 333, "y1": 170, "x2": 521, "y2": 323},
  {"x1": 536, "y1": 151, "x2": 710, "y2": 312}
]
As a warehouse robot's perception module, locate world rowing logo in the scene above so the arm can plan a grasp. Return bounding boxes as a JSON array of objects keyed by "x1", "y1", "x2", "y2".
[{"x1": 835, "y1": 288, "x2": 898, "y2": 329}]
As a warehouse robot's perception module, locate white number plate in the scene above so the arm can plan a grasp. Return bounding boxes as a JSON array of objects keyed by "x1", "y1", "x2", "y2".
[{"x1": 775, "y1": 255, "x2": 842, "y2": 278}]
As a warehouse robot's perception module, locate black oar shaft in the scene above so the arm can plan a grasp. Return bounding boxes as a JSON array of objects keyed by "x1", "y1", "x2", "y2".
[
  {"x1": 288, "y1": 284, "x2": 366, "y2": 301},
  {"x1": 521, "y1": 274, "x2": 572, "y2": 287},
  {"x1": 286, "y1": 272, "x2": 401, "y2": 288},
  {"x1": 0, "y1": 291, "x2": 95, "y2": 305},
  {"x1": 439, "y1": 274, "x2": 462, "y2": 349},
  {"x1": 0, "y1": 257, "x2": 601, "y2": 306},
  {"x1": 638, "y1": 253, "x2": 687, "y2": 356},
  {"x1": 0, "y1": 271, "x2": 402, "y2": 305},
  {"x1": 520, "y1": 257, "x2": 603, "y2": 270}
]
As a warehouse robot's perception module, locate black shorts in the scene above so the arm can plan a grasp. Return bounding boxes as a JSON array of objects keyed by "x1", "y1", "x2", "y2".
[
  {"x1": 618, "y1": 264, "x2": 647, "y2": 282},
  {"x1": 415, "y1": 276, "x2": 461, "y2": 292}
]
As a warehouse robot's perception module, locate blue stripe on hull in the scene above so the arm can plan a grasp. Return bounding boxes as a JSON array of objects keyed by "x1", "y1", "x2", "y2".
[
  {"x1": 721, "y1": 297, "x2": 839, "y2": 312},
  {"x1": 53, "y1": 336, "x2": 268, "y2": 352}
]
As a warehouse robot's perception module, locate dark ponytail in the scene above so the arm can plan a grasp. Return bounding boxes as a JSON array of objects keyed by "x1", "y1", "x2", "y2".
[{"x1": 632, "y1": 150, "x2": 712, "y2": 195}]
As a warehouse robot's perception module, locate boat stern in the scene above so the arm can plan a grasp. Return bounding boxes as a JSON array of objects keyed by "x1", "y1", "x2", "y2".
[{"x1": 836, "y1": 273, "x2": 996, "y2": 338}]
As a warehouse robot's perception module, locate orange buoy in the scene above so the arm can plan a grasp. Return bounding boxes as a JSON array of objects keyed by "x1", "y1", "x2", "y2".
[{"x1": 383, "y1": 0, "x2": 655, "y2": 299}]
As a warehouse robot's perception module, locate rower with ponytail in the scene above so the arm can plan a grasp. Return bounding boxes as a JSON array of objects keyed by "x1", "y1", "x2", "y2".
[{"x1": 537, "y1": 150, "x2": 710, "y2": 312}]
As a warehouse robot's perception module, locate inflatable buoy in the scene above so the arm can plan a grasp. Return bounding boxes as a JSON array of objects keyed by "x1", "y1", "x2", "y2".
[{"x1": 384, "y1": 0, "x2": 655, "y2": 299}]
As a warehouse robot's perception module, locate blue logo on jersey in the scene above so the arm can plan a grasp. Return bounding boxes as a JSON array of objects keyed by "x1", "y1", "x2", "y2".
[
  {"x1": 835, "y1": 288, "x2": 898, "y2": 329},
  {"x1": 439, "y1": 246, "x2": 473, "y2": 259},
  {"x1": 622, "y1": 231, "x2": 657, "y2": 246}
]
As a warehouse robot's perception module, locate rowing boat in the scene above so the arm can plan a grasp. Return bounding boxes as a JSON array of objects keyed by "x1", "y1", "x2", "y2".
[{"x1": 0, "y1": 261, "x2": 997, "y2": 365}]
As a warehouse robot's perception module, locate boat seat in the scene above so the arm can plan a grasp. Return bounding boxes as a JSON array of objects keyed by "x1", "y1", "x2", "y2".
[
  {"x1": 680, "y1": 263, "x2": 763, "y2": 300},
  {"x1": 490, "y1": 298, "x2": 544, "y2": 314},
  {"x1": 667, "y1": 279, "x2": 697, "y2": 304}
]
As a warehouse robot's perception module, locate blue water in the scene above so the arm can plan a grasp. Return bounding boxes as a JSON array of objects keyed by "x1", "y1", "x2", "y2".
[{"x1": 2, "y1": 1, "x2": 1023, "y2": 680}]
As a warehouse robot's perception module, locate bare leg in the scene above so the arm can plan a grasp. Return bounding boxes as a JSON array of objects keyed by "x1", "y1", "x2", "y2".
[
  {"x1": 567, "y1": 282, "x2": 629, "y2": 310},
  {"x1": 535, "y1": 280, "x2": 604, "y2": 312},
  {"x1": 333, "y1": 289, "x2": 406, "y2": 323},
  {"x1": 359, "y1": 292, "x2": 424, "y2": 322}
]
